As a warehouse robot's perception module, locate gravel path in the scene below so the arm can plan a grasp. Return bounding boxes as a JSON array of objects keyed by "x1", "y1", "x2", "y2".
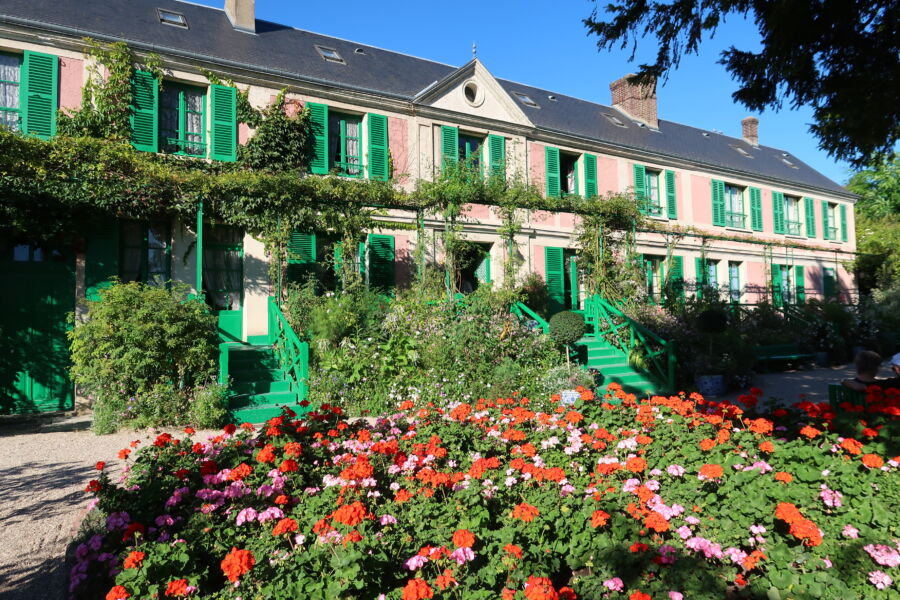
[{"x1": 0, "y1": 415, "x2": 214, "y2": 600}]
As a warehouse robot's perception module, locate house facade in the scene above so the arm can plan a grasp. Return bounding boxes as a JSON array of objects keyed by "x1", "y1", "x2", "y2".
[{"x1": 0, "y1": 0, "x2": 857, "y2": 413}]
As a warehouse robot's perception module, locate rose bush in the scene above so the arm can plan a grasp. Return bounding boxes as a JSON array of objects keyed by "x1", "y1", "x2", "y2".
[{"x1": 75, "y1": 385, "x2": 899, "y2": 599}]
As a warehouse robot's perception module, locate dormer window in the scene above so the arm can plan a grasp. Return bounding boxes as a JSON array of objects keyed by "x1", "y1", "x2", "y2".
[
  {"x1": 602, "y1": 113, "x2": 627, "y2": 128},
  {"x1": 157, "y1": 9, "x2": 188, "y2": 28},
  {"x1": 316, "y1": 45, "x2": 345, "y2": 64}
]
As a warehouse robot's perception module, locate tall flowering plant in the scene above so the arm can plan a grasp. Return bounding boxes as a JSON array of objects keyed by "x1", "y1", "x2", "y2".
[{"x1": 76, "y1": 386, "x2": 899, "y2": 599}]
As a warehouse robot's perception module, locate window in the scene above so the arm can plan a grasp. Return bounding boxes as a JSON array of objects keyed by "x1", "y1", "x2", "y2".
[
  {"x1": 773, "y1": 264, "x2": 794, "y2": 306},
  {"x1": 458, "y1": 133, "x2": 483, "y2": 172},
  {"x1": 512, "y1": 91, "x2": 539, "y2": 108},
  {"x1": 643, "y1": 169, "x2": 662, "y2": 216},
  {"x1": 157, "y1": 9, "x2": 188, "y2": 28},
  {"x1": 202, "y1": 226, "x2": 243, "y2": 312},
  {"x1": 560, "y1": 152, "x2": 579, "y2": 196},
  {"x1": 824, "y1": 202, "x2": 839, "y2": 240},
  {"x1": 159, "y1": 83, "x2": 206, "y2": 156},
  {"x1": 644, "y1": 255, "x2": 665, "y2": 303},
  {"x1": 120, "y1": 221, "x2": 171, "y2": 285},
  {"x1": 328, "y1": 112, "x2": 362, "y2": 177},
  {"x1": 316, "y1": 46, "x2": 345, "y2": 64},
  {"x1": 0, "y1": 53, "x2": 21, "y2": 132},
  {"x1": 706, "y1": 260, "x2": 719, "y2": 288},
  {"x1": 728, "y1": 262, "x2": 741, "y2": 302},
  {"x1": 783, "y1": 195, "x2": 802, "y2": 235},
  {"x1": 823, "y1": 267, "x2": 837, "y2": 299},
  {"x1": 724, "y1": 185, "x2": 745, "y2": 228}
]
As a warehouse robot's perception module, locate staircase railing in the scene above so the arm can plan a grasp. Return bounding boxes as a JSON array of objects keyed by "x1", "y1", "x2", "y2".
[
  {"x1": 583, "y1": 294, "x2": 675, "y2": 392},
  {"x1": 510, "y1": 301, "x2": 549, "y2": 334},
  {"x1": 267, "y1": 296, "x2": 310, "y2": 401}
]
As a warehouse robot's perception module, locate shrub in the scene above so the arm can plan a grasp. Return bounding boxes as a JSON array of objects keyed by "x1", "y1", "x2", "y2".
[
  {"x1": 549, "y1": 310, "x2": 586, "y2": 346},
  {"x1": 78, "y1": 385, "x2": 900, "y2": 600},
  {"x1": 69, "y1": 281, "x2": 218, "y2": 433},
  {"x1": 517, "y1": 272, "x2": 550, "y2": 317}
]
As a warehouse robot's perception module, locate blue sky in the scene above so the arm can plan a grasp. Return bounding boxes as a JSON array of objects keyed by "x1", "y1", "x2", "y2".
[{"x1": 189, "y1": 0, "x2": 852, "y2": 185}]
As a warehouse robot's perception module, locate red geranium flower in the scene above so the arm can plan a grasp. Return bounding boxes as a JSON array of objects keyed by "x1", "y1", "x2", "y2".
[
  {"x1": 401, "y1": 578, "x2": 434, "y2": 600},
  {"x1": 629, "y1": 592, "x2": 651, "y2": 600},
  {"x1": 591, "y1": 509, "x2": 610, "y2": 528},
  {"x1": 272, "y1": 518, "x2": 298, "y2": 536},
  {"x1": 333, "y1": 501, "x2": 369, "y2": 526},
  {"x1": 123, "y1": 551, "x2": 144, "y2": 569},
  {"x1": 512, "y1": 503, "x2": 540, "y2": 522},
  {"x1": 106, "y1": 585, "x2": 130, "y2": 600},
  {"x1": 228, "y1": 463, "x2": 252, "y2": 481},
  {"x1": 504, "y1": 543, "x2": 523, "y2": 559},
  {"x1": 625, "y1": 457, "x2": 647, "y2": 473},
  {"x1": 452, "y1": 529, "x2": 475, "y2": 548},
  {"x1": 774, "y1": 471, "x2": 793, "y2": 483},
  {"x1": 221, "y1": 547, "x2": 254, "y2": 582},
  {"x1": 861, "y1": 453, "x2": 884, "y2": 469},
  {"x1": 524, "y1": 576, "x2": 558, "y2": 600},
  {"x1": 164, "y1": 579, "x2": 190, "y2": 597}
]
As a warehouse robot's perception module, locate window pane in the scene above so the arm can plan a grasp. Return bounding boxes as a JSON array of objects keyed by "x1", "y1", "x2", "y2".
[
  {"x1": 159, "y1": 88, "x2": 180, "y2": 151},
  {"x1": 12, "y1": 244, "x2": 29, "y2": 261},
  {"x1": 147, "y1": 223, "x2": 168, "y2": 250},
  {"x1": 0, "y1": 81, "x2": 19, "y2": 109}
]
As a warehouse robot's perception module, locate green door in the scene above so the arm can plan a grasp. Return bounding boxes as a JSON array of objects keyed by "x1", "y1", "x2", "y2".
[
  {"x1": 0, "y1": 240, "x2": 74, "y2": 413},
  {"x1": 203, "y1": 226, "x2": 243, "y2": 342}
]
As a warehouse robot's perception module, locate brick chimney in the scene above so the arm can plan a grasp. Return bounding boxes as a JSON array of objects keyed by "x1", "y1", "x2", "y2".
[
  {"x1": 741, "y1": 117, "x2": 759, "y2": 147},
  {"x1": 225, "y1": 0, "x2": 255, "y2": 33},
  {"x1": 610, "y1": 74, "x2": 658, "y2": 129}
]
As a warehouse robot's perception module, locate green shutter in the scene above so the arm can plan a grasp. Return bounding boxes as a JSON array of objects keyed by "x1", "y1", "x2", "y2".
[
  {"x1": 823, "y1": 268, "x2": 836, "y2": 299},
  {"x1": 545, "y1": 246, "x2": 565, "y2": 314},
  {"x1": 749, "y1": 187, "x2": 763, "y2": 231},
  {"x1": 795, "y1": 265, "x2": 806, "y2": 304},
  {"x1": 667, "y1": 255, "x2": 684, "y2": 300},
  {"x1": 545, "y1": 146, "x2": 561, "y2": 198},
  {"x1": 583, "y1": 154, "x2": 597, "y2": 198},
  {"x1": 840, "y1": 204, "x2": 848, "y2": 242},
  {"x1": 772, "y1": 191, "x2": 786, "y2": 234},
  {"x1": 803, "y1": 197, "x2": 816, "y2": 238},
  {"x1": 358, "y1": 241, "x2": 366, "y2": 279},
  {"x1": 821, "y1": 200, "x2": 830, "y2": 240},
  {"x1": 441, "y1": 125, "x2": 458, "y2": 170},
  {"x1": 209, "y1": 84, "x2": 236, "y2": 162},
  {"x1": 129, "y1": 70, "x2": 158, "y2": 153},
  {"x1": 633, "y1": 164, "x2": 647, "y2": 212},
  {"x1": 711, "y1": 180, "x2": 726, "y2": 226},
  {"x1": 307, "y1": 102, "x2": 329, "y2": 174},
  {"x1": 21, "y1": 50, "x2": 58, "y2": 139},
  {"x1": 695, "y1": 257, "x2": 706, "y2": 297},
  {"x1": 367, "y1": 113, "x2": 389, "y2": 181},
  {"x1": 367, "y1": 234, "x2": 395, "y2": 290},
  {"x1": 286, "y1": 231, "x2": 317, "y2": 284},
  {"x1": 665, "y1": 170, "x2": 677, "y2": 219},
  {"x1": 85, "y1": 220, "x2": 120, "y2": 301},
  {"x1": 487, "y1": 134, "x2": 505, "y2": 178},
  {"x1": 772, "y1": 266, "x2": 784, "y2": 307}
]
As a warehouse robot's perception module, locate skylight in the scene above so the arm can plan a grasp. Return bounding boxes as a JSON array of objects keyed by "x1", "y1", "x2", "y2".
[
  {"x1": 512, "y1": 92, "x2": 539, "y2": 108},
  {"x1": 731, "y1": 145, "x2": 753, "y2": 158},
  {"x1": 602, "y1": 113, "x2": 627, "y2": 128},
  {"x1": 157, "y1": 8, "x2": 187, "y2": 28},
  {"x1": 316, "y1": 45, "x2": 345, "y2": 64},
  {"x1": 779, "y1": 153, "x2": 798, "y2": 168}
]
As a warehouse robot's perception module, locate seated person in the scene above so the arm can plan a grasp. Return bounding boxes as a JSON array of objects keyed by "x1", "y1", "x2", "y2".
[
  {"x1": 880, "y1": 352, "x2": 900, "y2": 390},
  {"x1": 842, "y1": 350, "x2": 883, "y2": 392}
]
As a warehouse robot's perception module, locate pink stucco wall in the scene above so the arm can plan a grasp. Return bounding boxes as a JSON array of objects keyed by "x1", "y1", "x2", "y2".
[
  {"x1": 532, "y1": 244, "x2": 545, "y2": 279},
  {"x1": 559, "y1": 213, "x2": 575, "y2": 228},
  {"x1": 394, "y1": 234, "x2": 412, "y2": 287},
  {"x1": 58, "y1": 56, "x2": 83, "y2": 111},
  {"x1": 691, "y1": 175, "x2": 712, "y2": 226},
  {"x1": 761, "y1": 189, "x2": 774, "y2": 233},
  {"x1": 598, "y1": 156, "x2": 618, "y2": 195},
  {"x1": 531, "y1": 210, "x2": 554, "y2": 226},
  {"x1": 805, "y1": 265, "x2": 823, "y2": 299},
  {"x1": 463, "y1": 203, "x2": 490, "y2": 219},
  {"x1": 529, "y1": 142, "x2": 545, "y2": 191},
  {"x1": 238, "y1": 123, "x2": 250, "y2": 145},
  {"x1": 746, "y1": 261, "x2": 766, "y2": 302},
  {"x1": 837, "y1": 266, "x2": 854, "y2": 302},
  {"x1": 388, "y1": 116, "x2": 409, "y2": 183}
]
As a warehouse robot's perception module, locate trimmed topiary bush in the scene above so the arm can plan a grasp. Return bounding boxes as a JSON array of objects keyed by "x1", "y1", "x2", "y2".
[{"x1": 549, "y1": 310, "x2": 586, "y2": 347}]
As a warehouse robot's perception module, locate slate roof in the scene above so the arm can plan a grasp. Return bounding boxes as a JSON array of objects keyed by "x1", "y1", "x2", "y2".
[{"x1": 0, "y1": 0, "x2": 849, "y2": 196}]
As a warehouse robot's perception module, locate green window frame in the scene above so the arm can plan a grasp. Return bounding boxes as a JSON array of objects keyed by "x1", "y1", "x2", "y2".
[
  {"x1": 159, "y1": 83, "x2": 207, "y2": 157},
  {"x1": 119, "y1": 220, "x2": 171, "y2": 285},
  {"x1": 0, "y1": 51, "x2": 22, "y2": 132},
  {"x1": 823, "y1": 267, "x2": 837, "y2": 299},
  {"x1": 749, "y1": 187, "x2": 763, "y2": 231},
  {"x1": 329, "y1": 111, "x2": 363, "y2": 177},
  {"x1": 458, "y1": 133, "x2": 483, "y2": 172},
  {"x1": 783, "y1": 195, "x2": 802, "y2": 235},
  {"x1": 643, "y1": 254, "x2": 665, "y2": 303},
  {"x1": 641, "y1": 168, "x2": 663, "y2": 216},
  {"x1": 728, "y1": 261, "x2": 741, "y2": 302},
  {"x1": 724, "y1": 184, "x2": 746, "y2": 228}
]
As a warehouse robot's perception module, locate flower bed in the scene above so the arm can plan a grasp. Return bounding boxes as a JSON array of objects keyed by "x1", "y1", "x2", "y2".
[{"x1": 76, "y1": 385, "x2": 899, "y2": 599}]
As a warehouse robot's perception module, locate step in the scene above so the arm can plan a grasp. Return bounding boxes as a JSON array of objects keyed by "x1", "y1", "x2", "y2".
[
  {"x1": 230, "y1": 379, "x2": 293, "y2": 395},
  {"x1": 587, "y1": 350, "x2": 626, "y2": 362},
  {"x1": 230, "y1": 402, "x2": 314, "y2": 425},
  {"x1": 229, "y1": 390, "x2": 299, "y2": 408},
  {"x1": 228, "y1": 367, "x2": 286, "y2": 382}
]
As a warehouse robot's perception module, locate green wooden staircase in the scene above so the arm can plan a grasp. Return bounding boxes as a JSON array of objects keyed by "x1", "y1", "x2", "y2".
[
  {"x1": 576, "y1": 336, "x2": 662, "y2": 396},
  {"x1": 219, "y1": 298, "x2": 310, "y2": 423}
]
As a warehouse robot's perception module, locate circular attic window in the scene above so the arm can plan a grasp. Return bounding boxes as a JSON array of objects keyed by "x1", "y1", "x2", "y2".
[{"x1": 463, "y1": 80, "x2": 484, "y2": 107}]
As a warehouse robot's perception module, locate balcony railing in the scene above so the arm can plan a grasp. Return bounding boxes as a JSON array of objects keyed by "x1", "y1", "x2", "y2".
[
  {"x1": 642, "y1": 200, "x2": 664, "y2": 217},
  {"x1": 165, "y1": 137, "x2": 206, "y2": 157},
  {"x1": 826, "y1": 226, "x2": 839, "y2": 240},
  {"x1": 785, "y1": 220, "x2": 802, "y2": 235},
  {"x1": 332, "y1": 160, "x2": 363, "y2": 178},
  {"x1": 726, "y1": 212, "x2": 746, "y2": 228}
]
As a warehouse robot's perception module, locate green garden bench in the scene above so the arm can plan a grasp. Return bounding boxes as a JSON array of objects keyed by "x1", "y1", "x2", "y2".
[
  {"x1": 755, "y1": 343, "x2": 815, "y2": 370},
  {"x1": 827, "y1": 384, "x2": 867, "y2": 409}
]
